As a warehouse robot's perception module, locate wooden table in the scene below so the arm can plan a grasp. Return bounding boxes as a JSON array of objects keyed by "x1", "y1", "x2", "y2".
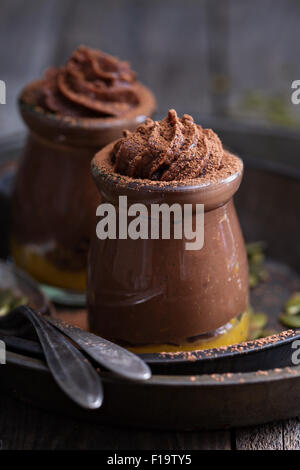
[{"x1": 0, "y1": 391, "x2": 299, "y2": 450}]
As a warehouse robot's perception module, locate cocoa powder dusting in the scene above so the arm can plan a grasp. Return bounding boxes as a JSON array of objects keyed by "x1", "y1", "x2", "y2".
[
  {"x1": 21, "y1": 45, "x2": 140, "y2": 118},
  {"x1": 111, "y1": 109, "x2": 226, "y2": 181}
]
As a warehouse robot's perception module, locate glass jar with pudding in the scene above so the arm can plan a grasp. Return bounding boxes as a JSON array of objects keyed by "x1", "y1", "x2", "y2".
[
  {"x1": 11, "y1": 46, "x2": 156, "y2": 292},
  {"x1": 87, "y1": 110, "x2": 249, "y2": 352}
]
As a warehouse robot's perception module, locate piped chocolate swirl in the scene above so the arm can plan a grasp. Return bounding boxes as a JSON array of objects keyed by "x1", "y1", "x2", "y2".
[
  {"x1": 111, "y1": 109, "x2": 224, "y2": 181},
  {"x1": 21, "y1": 46, "x2": 142, "y2": 118}
]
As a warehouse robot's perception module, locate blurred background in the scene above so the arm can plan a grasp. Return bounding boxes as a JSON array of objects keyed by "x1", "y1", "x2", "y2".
[{"x1": 1, "y1": 0, "x2": 300, "y2": 139}]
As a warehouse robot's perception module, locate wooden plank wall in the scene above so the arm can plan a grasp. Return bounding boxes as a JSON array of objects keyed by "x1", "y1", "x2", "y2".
[{"x1": 1, "y1": 0, "x2": 300, "y2": 138}]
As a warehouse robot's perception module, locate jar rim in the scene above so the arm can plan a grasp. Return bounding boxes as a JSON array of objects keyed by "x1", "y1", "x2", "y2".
[
  {"x1": 91, "y1": 141, "x2": 244, "y2": 194},
  {"x1": 18, "y1": 80, "x2": 156, "y2": 132}
]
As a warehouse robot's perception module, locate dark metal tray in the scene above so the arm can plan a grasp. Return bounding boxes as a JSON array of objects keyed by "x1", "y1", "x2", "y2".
[{"x1": 0, "y1": 122, "x2": 299, "y2": 430}]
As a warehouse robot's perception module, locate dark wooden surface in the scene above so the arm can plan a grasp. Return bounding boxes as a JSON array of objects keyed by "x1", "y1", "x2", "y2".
[
  {"x1": 1, "y1": 0, "x2": 300, "y2": 450},
  {"x1": 1, "y1": 390, "x2": 300, "y2": 450}
]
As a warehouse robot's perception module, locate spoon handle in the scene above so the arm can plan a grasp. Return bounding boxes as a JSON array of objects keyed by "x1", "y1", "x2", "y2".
[
  {"x1": 14, "y1": 306, "x2": 103, "y2": 409},
  {"x1": 48, "y1": 316, "x2": 152, "y2": 381}
]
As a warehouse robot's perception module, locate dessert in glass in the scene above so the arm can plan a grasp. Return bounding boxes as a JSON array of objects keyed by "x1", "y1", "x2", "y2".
[
  {"x1": 88, "y1": 110, "x2": 249, "y2": 352},
  {"x1": 11, "y1": 46, "x2": 156, "y2": 293}
]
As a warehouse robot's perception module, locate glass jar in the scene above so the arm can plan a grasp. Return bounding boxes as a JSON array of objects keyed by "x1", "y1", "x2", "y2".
[
  {"x1": 12, "y1": 85, "x2": 156, "y2": 292},
  {"x1": 87, "y1": 143, "x2": 249, "y2": 352}
]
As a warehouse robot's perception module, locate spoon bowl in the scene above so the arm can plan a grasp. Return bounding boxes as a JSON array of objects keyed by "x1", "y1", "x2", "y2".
[{"x1": 4, "y1": 306, "x2": 104, "y2": 409}]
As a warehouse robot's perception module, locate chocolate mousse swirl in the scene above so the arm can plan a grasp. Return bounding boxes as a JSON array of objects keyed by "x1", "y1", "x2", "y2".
[
  {"x1": 39, "y1": 46, "x2": 140, "y2": 118},
  {"x1": 111, "y1": 110, "x2": 224, "y2": 181}
]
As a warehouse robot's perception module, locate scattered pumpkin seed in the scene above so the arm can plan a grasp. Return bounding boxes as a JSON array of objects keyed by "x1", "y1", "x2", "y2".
[
  {"x1": 249, "y1": 273, "x2": 258, "y2": 288},
  {"x1": 0, "y1": 304, "x2": 10, "y2": 317},
  {"x1": 0, "y1": 288, "x2": 28, "y2": 317},
  {"x1": 279, "y1": 313, "x2": 300, "y2": 329},
  {"x1": 246, "y1": 241, "x2": 267, "y2": 257},
  {"x1": 250, "y1": 312, "x2": 268, "y2": 330},
  {"x1": 248, "y1": 311, "x2": 270, "y2": 340},
  {"x1": 246, "y1": 241, "x2": 268, "y2": 288},
  {"x1": 250, "y1": 252, "x2": 265, "y2": 265},
  {"x1": 285, "y1": 292, "x2": 300, "y2": 316}
]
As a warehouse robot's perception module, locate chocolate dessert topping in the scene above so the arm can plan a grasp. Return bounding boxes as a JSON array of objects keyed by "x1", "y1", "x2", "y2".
[
  {"x1": 111, "y1": 109, "x2": 224, "y2": 181},
  {"x1": 35, "y1": 46, "x2": 140, "y2": 118}
]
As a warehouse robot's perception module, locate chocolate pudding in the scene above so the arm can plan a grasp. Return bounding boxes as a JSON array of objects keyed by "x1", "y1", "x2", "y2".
[
  {"x1": 88, "y1": 110, "x2": 249, "y2": 352},
  {"x1": 12, "y1": 46, "x2": 156, "y2": 291}
]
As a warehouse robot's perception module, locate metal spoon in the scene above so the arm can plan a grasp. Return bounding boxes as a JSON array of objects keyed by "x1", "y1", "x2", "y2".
[
  {"x1": 9, "y1": 306, "x2": 103, "y2": 410},
  {"x1": 47, "y1": 316, "x2": 152, "y2": 381}
]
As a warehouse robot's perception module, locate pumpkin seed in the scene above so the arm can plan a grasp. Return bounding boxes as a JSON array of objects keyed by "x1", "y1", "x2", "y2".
[
  {"x1": 248, "y1": 311, "x2": 269, "y2": 340},
  {"x1": 248, "y1": 328, "x2": 263, "y2": 341},
  {"x1": 247, "y1": 241, "x2": 268, "y2": 288},
  {"x1": 0, "y1": 288, "x2": 28, "y2": 317},
  {"x1": 246, "y1": 241, "x2": 266, "y2": 257},
  {"x1": 0, "y1": 304, "x2": 10, "y2": 317},
  {"x1": 285, "y1": 292, "x2": 300, "y2": 316},
  {"x1": 249, "y1": 273, "x2": 259, "y2": 288},
  {"x1": 250, "y1": 312, "x2": 268, "y2": 330},
  {"x1": 279, "y1": 313, "x2": 300, "y2": 329}
]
